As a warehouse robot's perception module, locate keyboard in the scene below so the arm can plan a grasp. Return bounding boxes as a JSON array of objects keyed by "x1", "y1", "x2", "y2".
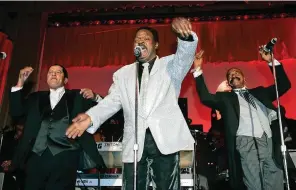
[
  {"x1": 76, "y1": 173, "x2": 193, "y2": 187},
  {"x1": 96, "y1": 142, "x2": 193, "y2": 151}
]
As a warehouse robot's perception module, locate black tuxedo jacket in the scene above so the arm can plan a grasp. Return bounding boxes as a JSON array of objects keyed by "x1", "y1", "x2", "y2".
[
  {"x1": 195, "y1": 64, "x2": 291, "y2": 189},
  {"x1": 9, "y1": 89, "x2": 105, "y2": 170}
]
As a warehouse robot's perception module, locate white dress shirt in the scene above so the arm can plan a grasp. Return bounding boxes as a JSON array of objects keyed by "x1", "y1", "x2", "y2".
[
  {"x1": 11, "y1": 86, "x2": 101, "y2": 109},
  {"x1": 49, "y1": 87, "x2": 66, "y2": 109},
  {"x1": 11, "y1": 86, "x2": 65, "y2": 109}
]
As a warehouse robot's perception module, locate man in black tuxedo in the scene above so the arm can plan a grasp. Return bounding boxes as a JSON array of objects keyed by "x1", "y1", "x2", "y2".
[
  {"x1": 9, "y1": 65, "x2": 105, "y2": 190},
  {"x1": 193, "y1": 47, "x2": 291, "y2": 190}
]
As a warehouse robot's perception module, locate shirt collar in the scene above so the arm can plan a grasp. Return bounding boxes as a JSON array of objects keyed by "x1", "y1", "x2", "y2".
[
  {"x1": 139, "y1": 56, "x2": 157, "y2": 72},
  {"x1": 50, "y1": 86, "x2": 65, "y2": 95},
  {"x1": 233, "y1": 87, "x2": 247, "y2": 93},
  {"x1": 140, "y1": 56, "x2": 157, "y2": 68}
]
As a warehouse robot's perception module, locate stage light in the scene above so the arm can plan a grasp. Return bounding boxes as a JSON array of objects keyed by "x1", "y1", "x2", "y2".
[
  {"x1": 164, "y1": 18, "x2": 171, "y2": 24},
  {"x1": 236, "y1": 15, "x2": 242, "y2": 20},
  {"x1": 280, "y1": 13, "x2": 287, "y2": 18},
  {"x1": 73, "y1": 21, "x2": 80, "y2": 26},
  {"x1": 193, "y1": 17, "x2": 199, "y2": 22},
  {"x1": 108, "y1": 20, "x2": 115, "y2": 25},
  {"x1": 257, "y1": 14, "x2": 264, "y2": 19},
  {"x1": 128, "y1": 20, "x2": 136, "y2": 24},
  {"x1": 54, "y1": 22, "x2": 60, "y2": 27},
  {"x1": 149, "y1": 19, "x2": 157, "y2": 24},
  {"x1": 94, "y1": 21, "x2": 101, "y2": 25}
]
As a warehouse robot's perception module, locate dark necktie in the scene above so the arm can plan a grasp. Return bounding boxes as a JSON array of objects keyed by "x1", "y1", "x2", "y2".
[{"x1": 238, "y1": 90, "x2": 257, "y2": 109}]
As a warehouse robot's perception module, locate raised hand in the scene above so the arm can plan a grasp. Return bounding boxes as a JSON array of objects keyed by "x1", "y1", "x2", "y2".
[
  {"x1": 17, "y1": 66, "x2": 34, "y2": 87},
  {"x1": 1, "y1": 160, "x2": 12, "y2": 171},
  {"x1": 80, "y1": 88, "x2": 96, "y2": 100},
  {"x1": 66, "y1": 113, "x2": 91, "y2": 139},
  {"x1": 259, "y1": 45, "x2": 272, "y2": 62},
  {"x1": 172, "y1": 17, "x2": 192, "y2": 38},
  {"x1": 193, "y1": 50, "x2": 204, "y2": 69}
]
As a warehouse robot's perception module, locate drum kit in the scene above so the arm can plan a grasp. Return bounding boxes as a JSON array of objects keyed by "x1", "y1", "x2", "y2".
[{"x1": 190, "y1": 129, "x2": 230, "y2": 190}]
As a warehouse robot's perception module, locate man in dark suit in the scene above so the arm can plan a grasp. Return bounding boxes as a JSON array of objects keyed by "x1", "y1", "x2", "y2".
[
  {"x1": 9, "y1": 65, "x2": 105, "y2": 190},
  {"x1": 193, "y1": 47, "x2": 291, "y2": 190}
]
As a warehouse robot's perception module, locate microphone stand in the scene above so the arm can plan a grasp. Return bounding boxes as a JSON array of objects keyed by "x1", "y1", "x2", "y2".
[
  {"x1": 133, "y1": 60, "x2": 139, "y2": 190},
  {"x1": 270, "y1": 51, "x2": 290, "y2": 190},
  {"x1": 0, "y1": 130, "x2": 4, "y2": 156}
]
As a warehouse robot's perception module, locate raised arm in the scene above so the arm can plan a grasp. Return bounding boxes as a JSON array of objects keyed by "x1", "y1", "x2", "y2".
[
  {"x1": 9, "y1": 67, "x2": 34, "y2": 117},
  {"x1": 79, "y1": 88, "x2": 103, "y2": 110},
  {"x1": 258, "y1": 45, "x2": 291, "y2": 101},
  {"x1": 168, "y1": 17, "x2": 198, "y2": 82},
  {"x1": 193, "y1": 51, "x2": 221, "y2": 109},
  {"x1": 85, "y1": 73, "x2": 122, "y2": 134},
  {"x1": 66, "y1": 72, "x2": 122, "y2": 138},
  {"x1": 265, "y1": 62, "x2": 291, "y2": 100}
]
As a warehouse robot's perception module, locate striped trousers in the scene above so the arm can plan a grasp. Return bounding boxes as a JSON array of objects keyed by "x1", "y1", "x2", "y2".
[{"x1": 236, "y1": 133, "x2": 283, "y2": 190}]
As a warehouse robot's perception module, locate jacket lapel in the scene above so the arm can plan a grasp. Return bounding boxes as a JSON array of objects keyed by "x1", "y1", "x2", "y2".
[
  {"x1": 230, "y1": 91, "x2": 240, "y2": 120},
  {"x1": 125, "y1": 63, "x2": 140, "y2": 114},
  {"x1": 65, "y1": 89, "x2": 75, "y2": 119},
  {"x1": 125, "y1": 57, "x2": 162, "y2": 118},
  {"x1": 145, "y1": 57, "x2": 162, "y2": 116},
  {"x1": 39, "y1": 89, "x2": 76, "y2": 119},
  {"x1": 38, "y1": 91, "x2": 50, "y2": 118},
  {"x1": 249, "y1": 88, "x2": 276, "y2": 111}
]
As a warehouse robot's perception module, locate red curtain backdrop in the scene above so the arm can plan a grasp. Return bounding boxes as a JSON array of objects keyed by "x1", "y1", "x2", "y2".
[
  {"x1": 0, "y1": 32, "x2": 13, "y2": 105},
  {"x1": 39, "y1": 18, "x2": 296, "y2": 131}
]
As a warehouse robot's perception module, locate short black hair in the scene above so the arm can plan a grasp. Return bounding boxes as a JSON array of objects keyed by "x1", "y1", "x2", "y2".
[
  {"x1": 51, "y1": 64, "x2": 69, "y2": 79},
  {"x1": 136, "y1": 26, "x2": 159, "y2": 43},
  {"x1": 226, "y1": 67, "x2": 243, "y2": 79}
]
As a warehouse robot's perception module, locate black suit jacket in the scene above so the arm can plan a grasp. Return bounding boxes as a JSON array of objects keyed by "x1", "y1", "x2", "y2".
[
  {"x1": 9, "y1": 89, "x2": 105, "y2": 170},
  {"x1": 195, "y1": 64, "x2": 291, "y2": 189}
]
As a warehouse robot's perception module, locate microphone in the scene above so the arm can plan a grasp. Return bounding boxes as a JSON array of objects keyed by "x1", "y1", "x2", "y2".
[
  {"x1": 263, "y1": 38, "x2": 277, "y2": 53},
  {"x1": 0, "y1": 52, "x2": 7, "y2": 60},
  {"x1": 134, "y1": 45, "x2": 143, "y2": 58}
]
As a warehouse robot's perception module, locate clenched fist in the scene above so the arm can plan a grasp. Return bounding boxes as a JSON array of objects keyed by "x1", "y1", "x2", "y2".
[
  {"x1": 16, "y1": 66, "x2": 34, "y2": 87},
  {"x1": 172, "y1": 17, "x2": 192, "y2": 38}
]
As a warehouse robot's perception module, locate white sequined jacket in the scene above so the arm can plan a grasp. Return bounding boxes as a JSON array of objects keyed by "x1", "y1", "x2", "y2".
[{"x1": 86, "y1": 32, "x2": 198, "y2": 162}]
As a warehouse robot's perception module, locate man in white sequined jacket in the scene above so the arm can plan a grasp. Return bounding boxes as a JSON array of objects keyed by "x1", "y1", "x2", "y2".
[{"x1": 66, "y1": 17, "x2": 198, "y2": 189}]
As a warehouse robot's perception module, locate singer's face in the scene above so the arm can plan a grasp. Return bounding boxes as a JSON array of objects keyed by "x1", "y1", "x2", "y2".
[
  {"x1": 47, "y1": 65, "x2": 68, "y2": 90},
  {"x1": 226, "y1": 68, "x2": 245, "y2": 89},
  {"x1": 134, "y1": 29, "x2": 157, "y2": 62}
]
